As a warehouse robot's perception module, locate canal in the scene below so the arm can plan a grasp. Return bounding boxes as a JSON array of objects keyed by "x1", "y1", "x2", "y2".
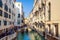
[{"x1": 16, "y1": 30, "x2": 45, "y2": 40}]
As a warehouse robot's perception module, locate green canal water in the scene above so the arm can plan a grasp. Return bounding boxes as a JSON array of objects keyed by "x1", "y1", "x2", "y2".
[{"x1": 17, "y1": 31, "x2": 45, "y2": 40}]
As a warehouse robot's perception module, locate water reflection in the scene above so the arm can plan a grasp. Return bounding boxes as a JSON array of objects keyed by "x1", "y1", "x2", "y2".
[{"x1": 17, "y1": 31, "x2": 45, "y2": 40}]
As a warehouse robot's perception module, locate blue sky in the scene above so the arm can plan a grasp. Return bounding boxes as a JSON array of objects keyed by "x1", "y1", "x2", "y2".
[{"x1": 16, "y1": 0, "x2": 34, "y2": 18}]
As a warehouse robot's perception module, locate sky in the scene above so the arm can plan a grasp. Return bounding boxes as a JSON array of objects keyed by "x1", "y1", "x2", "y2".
[{"x1": 16, "y1": 0, "x2": 34, "y2": 18}]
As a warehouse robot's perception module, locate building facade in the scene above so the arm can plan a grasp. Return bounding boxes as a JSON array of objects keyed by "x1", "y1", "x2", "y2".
[
  {"x1": 29, "y1": 0, "x2": 60, "y2": 40},
  {"x1": 14, "y1": 2, "x2": 24, "y2": 28},
  {"x1": 0, "y1": 0, "x2": 17, "y2": 40},
  {"x1": 45, "y1": 0, "x2": 60, "y2": 40}
]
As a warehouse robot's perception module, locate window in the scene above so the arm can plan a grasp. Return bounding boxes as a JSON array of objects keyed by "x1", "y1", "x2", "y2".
[
  {"x1": 21, "y1": 20, "x2": 23, "y2": 23},
  {"x1": 17, "y1": 20, "x2": 20, "y2": 24},
  {"x1": 13, "y1": 4, "x2": 14, "y2": 8},
  {"x1": 48, "y1": 24, "x2": 51, "y2": 34},
  {"x1": 4, "y1": 12, "x2": 8, "y2": 18},
  {"x1": 18, "y1": 4, "x2": 20, "y2": 6},
  {"x1": 9, "y1": 15, "x2": 11, "y2": 19},
  {"x1": 4, "y1": 20, "x2": 7, "y2": 25},
  {"x1": 48, "y1": 2, "x2": 51, "y2": 21},
  {"x1": 0, "y1": 21, "x2": 1, "y2": 26},
  {"x1": 54, "y1": 24, "x2": 58, "y2": 37},
  {"x1": 0, "y1": 0, "x2": 3, "y2": 8},
  {"x1": 35, "y1": 11, "x2": 38, "y2": 16},
  {"x1": 4, "y1": 4, "x2": 8, "y2": 11},
  {"x1": 9, "y1": 9, "x2": 11, "y2": 13},
  {"x1": 0, "y1": 10, "x2": 2, "y2": 16},
  {"x1": 18, "y1": 14, "x2": 20, "y2": 18}
]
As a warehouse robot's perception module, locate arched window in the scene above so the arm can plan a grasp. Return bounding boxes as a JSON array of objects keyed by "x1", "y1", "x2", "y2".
[
  {"x1": 0, "y1": 0, "x2": 3, "y2": 8},
  {"x1": 48, "y1": 2, "x2": 51, "y2": 13},
  {"x1": 4, "y1": 4, "x2": 8, "y2": 11},
  {"x1": 48, "y1": 2, "x2": 51, "y2": 21}
]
